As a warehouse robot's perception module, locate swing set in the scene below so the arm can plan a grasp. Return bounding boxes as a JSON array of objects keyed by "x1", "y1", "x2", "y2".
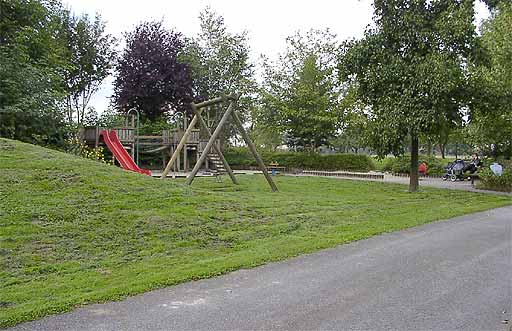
[{"x1": 160, "y1": 94, "x2": 278, "y2": 192}]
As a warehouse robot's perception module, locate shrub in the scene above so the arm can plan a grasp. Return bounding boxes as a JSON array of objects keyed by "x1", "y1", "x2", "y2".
[
  {"x1": 379, "y1": 155, "x2": 446, "y2": 175},
  {"x1": 67, "y1": 137, "x2": 113, "y2": 165},
  {"x1": 224, "y1": 148, "x2": 375, "y2": 171},
  {"x1": 377, "y1": 157, "x2": 395, "y2": 172},
  {"x1": 477, "y1": 168, "x2": 512, "y2": 192}
]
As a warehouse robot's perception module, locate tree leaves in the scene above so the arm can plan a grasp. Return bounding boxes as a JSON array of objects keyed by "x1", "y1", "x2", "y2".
[
  {"x1": 112, "y1": 21, "x2": 193, "y2": 121},
  {"x1": 259, "y1": 30, "x2": 341, "y2": 151},
  {"x1": 340, "y1": 0, "x2": 475, "y2": 156}
]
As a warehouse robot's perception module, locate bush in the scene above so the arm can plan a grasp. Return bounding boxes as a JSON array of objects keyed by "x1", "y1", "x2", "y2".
[
  {"x1": 67, "y1": 137, "x2": 113, "y2": 165},
  {"x1": 378, "y1": 155, "x2": 446, "y2": 175},
  {"x1": 224, "y1": 147, "x2": 375, "y2": 171},
  {"x1": 477, "y1": 168, "x2": 512, "y2": 192},
  {"x1": 377, "y1": 157, "x2": 395, "y2": 172}
]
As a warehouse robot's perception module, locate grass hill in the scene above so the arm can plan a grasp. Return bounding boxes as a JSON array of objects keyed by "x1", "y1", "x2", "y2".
[{"x1": 1, "y1": 138, "x2": 510, "y2": 327}]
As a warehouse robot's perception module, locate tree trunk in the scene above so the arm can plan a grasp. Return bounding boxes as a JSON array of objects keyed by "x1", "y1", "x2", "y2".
[
  {"x1": 427, "y1": 141, "x2": 432, "y2": 156},
  {"x1": 409, "y1": 135, "x2": 419, "y2": 193},
  {"x1": 439, "y1": 143, "x2": 446, "y2": 159}
]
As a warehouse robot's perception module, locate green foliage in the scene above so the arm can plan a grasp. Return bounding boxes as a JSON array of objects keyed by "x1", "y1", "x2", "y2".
[
  {"x1": 183, "y1": 7, "x2": 255, "y2": 101},
  {"x1": 249, "y1": 123, "x2": 283, "y2": 151},
  {"x1": 182, "y1": 7, "x2": 255, "y2": 144},
  {"x1": 0, "y1": 49, "x2": 68, "y2": 146},
  {"x1": 381, "y1": 156, "x2": 446, "y2": 176},
  {"x1": 468, "y1": 2, "x2": 512, "y2": 158},
  {"x1": 0, "y1": 0, "x2": 115, "y2": 146},
  {"x1": 1, "y1": 138, "x2": 510, "y2": 326},
  {"x1": 96, "y1": 108, "x2": 125, "y2": 128},
  {"x1": 0, "y1": 0, "x2": 69, "y2": 146},
  {"x1": 61, "y1": 12, "x2": 117, "y2": 123},
  {"x1": 139, "y1": 118, "x2": 173, "y2": 135},
  {"x1": 340, "y1": 0, "x2": 476, "y2": 190},
  {"x1": 258, "y1": 29, "x2": 341, "y2": 150},
  {"x1": 477, "y1": 168, "x2": 512, "y2": 192},
  {"x1": 330, "y1": 87, "x2": 369, "y2": 153},
  {"x1": 66, "y1": 137, "x2": 113, "y2": 165},
  {"x1": 225, "y1": 147, "x2": 375, "y2": 171}
]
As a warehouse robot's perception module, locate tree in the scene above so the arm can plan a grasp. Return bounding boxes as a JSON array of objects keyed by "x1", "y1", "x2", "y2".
[
  {"x1": 259, "y1": 29, "x2": 341, "y2": 151},
  {"x1": 182, "y1": 7, "x2": 255, "y2": 145},
  {"x1": 61, "y1": 12, "x2": 117, "y2": 124},
  {"x1": 330, "y1": 87, "x2": 369, "y2": 154},
  {"x1": 468, "y1": 2, "x2": 512, "y2": 158},
  {"x1": 113, "y1": 21, "x2": 193, "y2": 121},
  {"x1": 340, "y1": 0, "x2": 475, "y2": 192},
  {"x1": 0, "y1": 0, "x2": 69, "y2": 146}
]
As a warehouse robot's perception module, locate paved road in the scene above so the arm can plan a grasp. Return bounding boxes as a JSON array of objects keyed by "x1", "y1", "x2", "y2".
[{"x1": 12, "y1": 206, "x2": 512, "y2": 331}]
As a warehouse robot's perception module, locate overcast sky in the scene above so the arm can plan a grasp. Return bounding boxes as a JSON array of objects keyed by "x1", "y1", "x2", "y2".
[{"x1": 64, "y1": 0, "x2": 491, "y2": 113}]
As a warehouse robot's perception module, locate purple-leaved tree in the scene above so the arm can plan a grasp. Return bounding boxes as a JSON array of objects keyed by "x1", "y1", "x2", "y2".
[{"x1": 113, "y1": 21, "x2": 193, "y2": 120}]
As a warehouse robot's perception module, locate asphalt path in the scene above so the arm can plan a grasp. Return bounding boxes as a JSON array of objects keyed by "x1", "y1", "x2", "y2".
[{"x1": 11, "y1": 206, "x2": 512, "y2": 331}]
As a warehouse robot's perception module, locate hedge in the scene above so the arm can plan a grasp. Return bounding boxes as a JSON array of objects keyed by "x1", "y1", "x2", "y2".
[
  {"x1": 224, "y1": 147, "x2": 375, "y2": 172},
  {"x1": 477, "y1": 168, "x2": 512, "y2": 192},
  {"x1": 380, "y1": 155, "x2": 446, "y2": 176}
]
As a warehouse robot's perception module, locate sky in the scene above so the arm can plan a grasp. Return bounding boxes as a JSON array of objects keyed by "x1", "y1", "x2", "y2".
[{"x1": 64, "y1": 0, "x2": 491, "y2": 113}]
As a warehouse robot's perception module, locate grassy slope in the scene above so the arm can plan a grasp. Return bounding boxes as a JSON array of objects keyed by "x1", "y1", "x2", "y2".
[{"x1": 1, "y1": 138, "x2": 510, "y2": 327}]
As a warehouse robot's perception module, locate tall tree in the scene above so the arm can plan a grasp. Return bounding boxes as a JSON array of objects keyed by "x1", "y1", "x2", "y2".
[
  {"x1": 0, "y1": 0, "x2": 68, "y2": 146},
  {"x1": 113, "y1": 21, "x2": 193, "y2": 121},
  {"x1": 259, "y1": 29, "x2": 341, "y2": 151},
  {"x1": 182, "y1": 7, "x2": 255, "y2": 145},
  {"x1": 468, "y1": 2, "x2": 512, "y2": 158},
  {"x1": 61, "y1": 12, "x2": 117, "y2": 124},
  {"x1": 340, "y1": 0, "x2": 475, "y2": 192}
]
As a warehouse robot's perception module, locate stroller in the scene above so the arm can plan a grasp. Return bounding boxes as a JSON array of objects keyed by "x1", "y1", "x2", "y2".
[{"x1": 442, "y1": 159, "x2": 479, "y2": 182}]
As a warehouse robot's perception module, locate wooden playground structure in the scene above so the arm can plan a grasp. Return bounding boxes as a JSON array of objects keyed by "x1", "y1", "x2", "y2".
[{"x1": 80, "y1": 94, "x2": 278, "y2": 191}]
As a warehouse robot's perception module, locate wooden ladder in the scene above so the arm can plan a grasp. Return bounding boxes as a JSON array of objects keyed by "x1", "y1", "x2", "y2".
[{"x1": 206, "y1": 151, "x2": 226, "y2": 174}]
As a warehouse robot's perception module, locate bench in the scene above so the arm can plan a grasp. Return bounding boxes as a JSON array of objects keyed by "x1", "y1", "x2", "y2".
[{"x1": 268, "y1": 164, "x2": 286, "y2": 175}]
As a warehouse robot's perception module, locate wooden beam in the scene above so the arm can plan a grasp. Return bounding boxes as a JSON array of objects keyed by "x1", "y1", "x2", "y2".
[
  {"x1": 231, "y1": 110, "x2": 278, "y2": 192},
  {"x1": 160, "y1": 110, "x2": 202, "y2": 178},
  {"x1": 193, "y1": 106, "x2": 238, "y2": 185},
  {"x1": 192, "y1": 97, "x2": 224, "y2": 109},
  {"x1": 192, "y1": 94, "x2": 237, "y2": 109},
  {"x1": 186, "y1": 101, "x2": 235, "y2": 185}
]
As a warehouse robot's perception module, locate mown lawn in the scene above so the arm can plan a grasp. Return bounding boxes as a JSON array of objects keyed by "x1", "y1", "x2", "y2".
[{"x1": 0, "y1": 138, "x2": 510, "y2": 327}]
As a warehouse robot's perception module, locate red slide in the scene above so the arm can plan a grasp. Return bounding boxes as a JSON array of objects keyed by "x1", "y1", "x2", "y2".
[{"x1": 100, "y1": 130, "x2": 151, "y2": 176}]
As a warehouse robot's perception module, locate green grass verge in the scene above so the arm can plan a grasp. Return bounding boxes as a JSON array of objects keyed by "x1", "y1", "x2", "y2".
[{"x1": 1, "y1": 138, "x2": 510, "y2": 327}]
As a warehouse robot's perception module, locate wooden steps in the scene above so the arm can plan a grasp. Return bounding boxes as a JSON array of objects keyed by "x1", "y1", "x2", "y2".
[{"x1": 205, "y1": 152, "x2": 226, "y2": 174}]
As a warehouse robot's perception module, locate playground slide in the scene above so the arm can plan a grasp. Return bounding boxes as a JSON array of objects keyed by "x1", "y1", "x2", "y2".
[{"x1": 100, "y1": 130, "x2": 151, "y2": 176}]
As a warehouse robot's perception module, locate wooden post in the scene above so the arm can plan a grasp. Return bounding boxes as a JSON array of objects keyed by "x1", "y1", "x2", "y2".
[
  {"x1": 160, "y1": 111, "x2": 201, "y2": 178},
  {"x1": 194, "y1": 106, "x2": 238, "y2": 185},
  {"x1": 231, "y1": 110, "x2": 278, "y2": 192},
  {"x1": 186, "y1": 100, "x2": 235, "y2": 185},
  {"x1": 177, "y1": 147, "x2": 181, "y2": 172},
  {"x1": 95, "y1": 126, "x2": 100, "y2": 148},
  {"x1": 183, "y1": 115, "x2": 188, "y2": 172},
  {"x1": 184, "y1": 145, "x2": 188, "y2": 171}
]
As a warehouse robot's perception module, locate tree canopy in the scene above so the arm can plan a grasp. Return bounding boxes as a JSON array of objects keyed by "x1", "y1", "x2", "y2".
[
  {"x1": 0, "y1": 0, "x2": 118, "y2": 146},
  {"x1": 0, "y1": 0, "x2": 68, "y2": 145},
  {"x1": 61, "y1": 12, "x2": 117, "y2": 124},
  {"x1": 182, "y1": 8, "x2": 255, "y2": 144},
  {"x1": 258, "y1": 29, "x2": 341, "y2": 151},
  {"x1": 340, "y1": 0, "x2": 475, "y2": 191},
  {"x1": 113, "y1": 21, "x2": 193, "y2": 121},
  {"x1": 468, "y1": 2, "x2": 512, "y2": 158}
]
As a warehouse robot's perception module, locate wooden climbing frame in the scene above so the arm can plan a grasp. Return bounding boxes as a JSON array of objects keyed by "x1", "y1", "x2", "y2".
[{"x1": 160, "y1": 94, "x2": 278, "y2": 192}]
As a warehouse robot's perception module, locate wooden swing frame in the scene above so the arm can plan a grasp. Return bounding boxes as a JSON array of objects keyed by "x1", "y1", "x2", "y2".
[{"x1": 160, "y1": 94, "x2": 278, "y2": 192}]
